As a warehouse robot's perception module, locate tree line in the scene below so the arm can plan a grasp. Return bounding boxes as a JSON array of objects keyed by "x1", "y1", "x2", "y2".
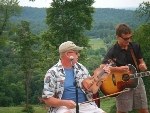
[{"x1": 0, "y1": 0, "x2": 150, "y2": 112}]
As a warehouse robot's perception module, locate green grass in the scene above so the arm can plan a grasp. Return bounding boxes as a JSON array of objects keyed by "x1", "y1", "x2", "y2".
[
  {"x1": 0, "y1": 98, "x2": 115, "y2": 113},
  {"x1": 89, "y1": 38, "x2": 106, "y2": 50},
  {"x1": 0, "y1": 106, "x2": 47, "y2": 113},
  {"x1": 100, "y1": 97, "x2": 115, "y2": 113}
]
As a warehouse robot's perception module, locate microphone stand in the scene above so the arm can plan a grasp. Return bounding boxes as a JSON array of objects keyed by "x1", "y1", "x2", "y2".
[
  {"x1": 70, "y1": 57, "x2": 79, "y2": 113},
  {"x1": 74, "y1": 78, "x2": 79, "y2": 113}
]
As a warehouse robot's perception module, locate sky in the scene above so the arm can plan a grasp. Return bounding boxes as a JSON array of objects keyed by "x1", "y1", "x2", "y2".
[{"x1": 19, "y1": 0, "x2": 149, "y2": 9}]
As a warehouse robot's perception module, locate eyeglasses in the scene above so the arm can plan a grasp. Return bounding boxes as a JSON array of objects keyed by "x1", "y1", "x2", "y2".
[
  {"x1": 67, "y1": 51, "x2": 79, "y2": 55},
  {"x1": 120, "y1": 36, "x2": 132, "y2": 41}
]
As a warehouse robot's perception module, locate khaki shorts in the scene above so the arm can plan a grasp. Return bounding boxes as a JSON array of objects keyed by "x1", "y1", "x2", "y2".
[{"x1": 116, "y1": 78, "x2": 148, "y2": 112}]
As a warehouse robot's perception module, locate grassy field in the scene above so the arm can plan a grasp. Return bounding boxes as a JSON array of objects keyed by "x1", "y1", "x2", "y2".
[
  {"x1": 89, "y1": 38, "x2": 107, "y2": 50},
  {"x1": 0, "y1": 106, "x2": 48, "y2": 113},
  {"x1": 0, "y1": 98, "x2": 115, "y2": 113},
  {"x1": 100, "y1": 97, "x2": 116, "y2": 113}
]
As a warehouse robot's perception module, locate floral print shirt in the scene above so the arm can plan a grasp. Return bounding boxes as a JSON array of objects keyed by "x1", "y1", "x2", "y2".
[{"x1": 42, "y1": 60, "x2": 93, "y2": 113}]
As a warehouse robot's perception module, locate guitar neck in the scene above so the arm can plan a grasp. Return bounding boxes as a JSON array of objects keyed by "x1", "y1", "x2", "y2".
[{"x1": 130, "y1": 71, "x2": 150, "y2": 78}]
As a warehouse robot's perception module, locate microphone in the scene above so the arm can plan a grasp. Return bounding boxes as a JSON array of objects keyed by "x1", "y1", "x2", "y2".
[
  {"x1": 70, "y1": 56, "x2": 74, "y2": 67},
  {"x1": 70, "y1": 56, "x2": 74, "y2": 61}
]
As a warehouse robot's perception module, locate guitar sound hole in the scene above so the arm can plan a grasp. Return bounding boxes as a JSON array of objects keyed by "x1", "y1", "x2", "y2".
[
  {"x1": 112, "y1": 74, "x2": 116, "y2": 86},
  {"x1": 122, "y1": 74, "x2": 130, "y2": 81}
]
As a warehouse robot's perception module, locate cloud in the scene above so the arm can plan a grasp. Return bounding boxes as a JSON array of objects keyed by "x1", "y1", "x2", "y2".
[{"x1": 19, "y1": 0, "x2": 149, "y2": 8}]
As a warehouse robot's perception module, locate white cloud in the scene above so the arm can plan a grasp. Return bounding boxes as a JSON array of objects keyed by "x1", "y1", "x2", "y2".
[
  {"x1": 93, "y1": 0, "x2": 149, "y2": 8},
  {"x1": 19, "y1": 0, "x2": 51, "y2": 8},
  {"x1": 19, "y1": 0, "x2": 149, "y2": 8}
]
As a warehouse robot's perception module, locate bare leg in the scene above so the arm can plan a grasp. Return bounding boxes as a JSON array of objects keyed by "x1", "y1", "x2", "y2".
[{"x1": 137, "y1": 109, "x2": 149, "y2": 113}]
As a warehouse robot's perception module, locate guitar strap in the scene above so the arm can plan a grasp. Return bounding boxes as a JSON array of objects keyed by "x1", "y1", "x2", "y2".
[
  {"x1": 130, "y1": 49, "x2": 140, "y2": 73},
  {"x1": 129, "y1": 48, "x2": 140, "y2": 88}
]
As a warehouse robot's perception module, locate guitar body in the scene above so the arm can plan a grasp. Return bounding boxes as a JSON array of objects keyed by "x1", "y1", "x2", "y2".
[{"x1": 100, "y1": 64, "x2": 139, "y2": 97}]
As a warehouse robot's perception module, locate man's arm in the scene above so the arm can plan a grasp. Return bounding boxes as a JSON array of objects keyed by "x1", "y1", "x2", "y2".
[
  {"x1": 138, "y1": 58, "x2": 147, "y2": 71},
  {"x1": 100, "y1": 64, "x2": 129, "y2": 73},
  {"x1": 44, "y1": 97, "x2": 76, "y2": 109}
]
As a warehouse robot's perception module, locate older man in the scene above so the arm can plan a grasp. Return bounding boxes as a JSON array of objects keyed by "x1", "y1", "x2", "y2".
[{"x1": 42, "y1": 41, "x2": 111, "y2": 113}]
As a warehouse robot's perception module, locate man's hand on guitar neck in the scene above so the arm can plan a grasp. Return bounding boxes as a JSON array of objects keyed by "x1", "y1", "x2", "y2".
[
  {"x1": 138, "y1": 59, "x2": 147, "y2": 71},
  {"x1": 139, "y1": 63, "x2": 147, "y2": 71}
]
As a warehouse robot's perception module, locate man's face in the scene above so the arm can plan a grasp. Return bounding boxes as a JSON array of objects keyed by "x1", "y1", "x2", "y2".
[
  {"x1": 67, "y1": 50, "x2": 80, "y2": 63},
  {"x1": 117, "y1": 33, "x2": 132, "y2": 46}
]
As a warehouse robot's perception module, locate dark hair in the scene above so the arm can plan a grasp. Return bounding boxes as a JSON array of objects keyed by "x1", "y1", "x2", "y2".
[{"x1": 115, "y1": 23, "x2": 132, "y2": 37}]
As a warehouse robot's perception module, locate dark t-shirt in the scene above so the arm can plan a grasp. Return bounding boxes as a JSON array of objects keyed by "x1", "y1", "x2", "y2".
[{"x1": 101, "y1": 42, "x2": 143, "y2": 69}]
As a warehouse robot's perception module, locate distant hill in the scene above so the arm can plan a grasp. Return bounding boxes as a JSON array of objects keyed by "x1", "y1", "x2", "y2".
[
  {"x1": 11, "y1": 7, "x2": 48, "y2": 35},
  {"x1": 93, "y1": 8, "x2": 143, "y2": 26},
  {"x1": 113, "y1": 7, "x2": 137, "y2": 10},
  {"x1": 11, "y1": 7, "x2": 145, "y2": 37}
]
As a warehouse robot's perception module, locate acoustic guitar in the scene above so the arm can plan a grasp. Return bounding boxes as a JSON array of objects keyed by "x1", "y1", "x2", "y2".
[{"x1": 100, "y1": 64, "x2": 150, "y2": 97}]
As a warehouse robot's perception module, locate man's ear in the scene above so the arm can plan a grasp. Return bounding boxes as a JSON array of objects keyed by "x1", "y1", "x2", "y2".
[{"x1": 65, "y1": 52, "x2": 70, "y2": 58}]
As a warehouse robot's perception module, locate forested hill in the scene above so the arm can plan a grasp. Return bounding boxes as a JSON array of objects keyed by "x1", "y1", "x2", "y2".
[
  {"x1": 94, "y1": 8, "x2": 140, "y2": 25},
  {"x1": 11, "y1": 7, "x2": 144, "y2": 37}
]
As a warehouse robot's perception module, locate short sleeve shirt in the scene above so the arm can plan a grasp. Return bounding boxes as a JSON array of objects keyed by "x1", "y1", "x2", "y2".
[
  {"x1": 101, "y1": 42, "x2": 143, "y2": 69},
  {"x1": 42, "y1": 60, "x2": 93, "y2": 113}
]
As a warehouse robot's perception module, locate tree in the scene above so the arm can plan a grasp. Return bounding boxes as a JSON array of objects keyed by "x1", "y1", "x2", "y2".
[
  {"x1": 134, "y1": 3, "x2": 150, "y2": 111},
  {"x1": 41, "y1": 0, "x2": 95, "y2": 65},
  {"x1": 133, "y1": 23, "x2": 150, "y2": 112},
  {"x1": 14, "y1": 20, "x2": 38, "y2": 111},
  {"x1": 135, "y1": 1, "x2": 150, "y2": 23},
  {"x1": 0, "y1": 0, "x2": 21, "y2": 34},
  {"x1": 0, "y1": 76, "x2": 13, "y2": 106},
  {"x1": 0, "y1": 0, "x2": 22, "y2": 46}
]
